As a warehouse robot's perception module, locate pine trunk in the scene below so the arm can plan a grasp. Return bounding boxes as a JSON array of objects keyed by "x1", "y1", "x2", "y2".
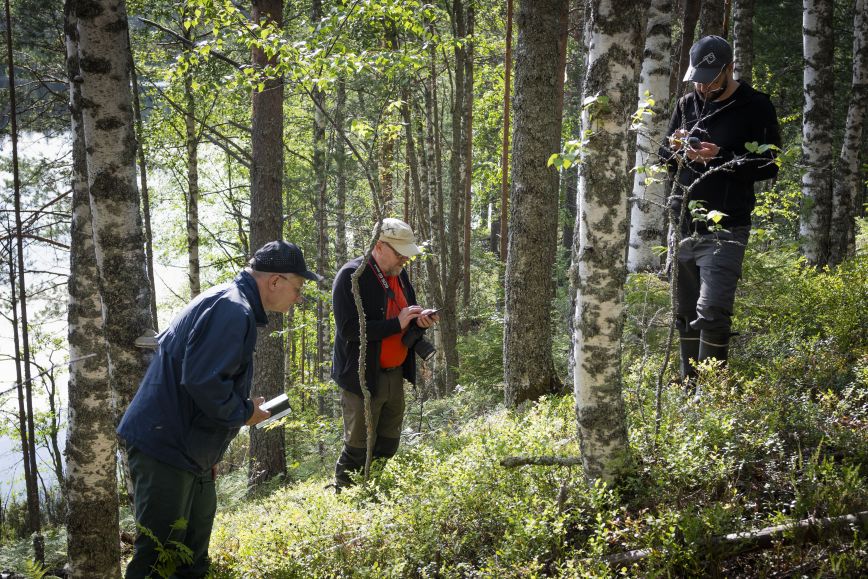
[
  {"x1": 503, "y1": 0, "x2": 568, "y2": 406},
  {"x1": 572, "y1": 0, "x2": 642, "y2": 482},
  {"x1": 64, "y1": 4, "x2": 122, "y2": 574},
  {"x1": 799, "y1": 0, "x2": 835, "y2": 266},
  {"x1": 628, "y1": 0, "x2": 672, "y2": 272},
  {"x1": 830, "y1": 0, "x2": 867, "y2": 264},
  {"x1": 500, "y1": 0, "x2": 514, "y2": 262},
  {"x1": 248, "y1": 0, "x2": 286, "y2": 487},
  {"x1": 731, "y1": 0, "x2": 754, "y2": 85}
]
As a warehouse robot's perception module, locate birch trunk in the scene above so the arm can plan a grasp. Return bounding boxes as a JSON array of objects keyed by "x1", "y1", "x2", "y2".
[
  {"x1": 64, "y1": 4, "x2": 121, "y2": 574},
  {"x1": 248, "y1": 0, "x2": 286, "y2": 487},
  {"x1": 830, "y1": 0, "x2": 868, "y2": 264},
  {"x1": 572, "y1": 0, "x2": 642, "y2": 482},
  {"x1": 627, "y1": 0, "x2": 672, "y2": 272},
  {"x1": 799, "y1": 0, "x2": 835, "y2": 266},
  {"x1": 74, "y1": 0, "x2": 152, "y2": 419},
  {"x1": 504, "y1": 0, "x2": 568, "y2": 406},
  {"x1": 731, "y1": 0, "x2": 754, "y2": 85},
  {"x1": 312, "y1": 0, "x2": 329, "y2": 383}
]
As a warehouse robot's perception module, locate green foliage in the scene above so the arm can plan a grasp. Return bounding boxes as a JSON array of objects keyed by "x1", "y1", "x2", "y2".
[{"x1": 136, "y1": 519, "x2": 194, "y2": 579}]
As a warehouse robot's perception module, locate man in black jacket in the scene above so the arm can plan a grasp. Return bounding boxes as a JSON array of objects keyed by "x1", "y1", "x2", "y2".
[
  {"x1": 659, "y1": 35, "x2": 781, "y2": 388},
  {"x1": 332, "y1": 218, "x2": 439, "y2": 489}
]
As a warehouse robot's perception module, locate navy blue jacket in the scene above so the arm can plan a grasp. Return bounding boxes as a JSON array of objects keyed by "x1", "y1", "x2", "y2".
[
  {"x1": 331, "y1": 256, "x2": 418, "y2": 396},
  {"x1": 659, "y1": 82, "x2": 781, "y2": 234},
  {"x1": 117, "y1": 271, "x2": 266, "y2": 474}
]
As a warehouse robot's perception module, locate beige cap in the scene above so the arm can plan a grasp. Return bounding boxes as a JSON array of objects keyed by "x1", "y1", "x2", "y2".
[{"x1": 378, "y1": 218, "x2": 421, "y2": 257}]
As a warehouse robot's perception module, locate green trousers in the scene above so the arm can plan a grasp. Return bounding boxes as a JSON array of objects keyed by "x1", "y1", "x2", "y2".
[{"x1": 125, "y1": 447, "x2": 216, "y2": 579}]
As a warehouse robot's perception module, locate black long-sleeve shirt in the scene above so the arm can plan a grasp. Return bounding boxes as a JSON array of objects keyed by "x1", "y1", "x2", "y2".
[
  {"x1": 659, "y1": 82, "x2": 781, "y2": 234},
  {"x1": 331, "y1": 256, "x2": 418, "y2": 396}
]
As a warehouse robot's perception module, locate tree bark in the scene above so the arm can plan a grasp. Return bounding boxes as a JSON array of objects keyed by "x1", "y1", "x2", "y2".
[
  {"x1": 504, "y1": 0, "x2": 568, "y2": 406},
  {"x1": 64, "y1": 4, "x2": 122, "y2": 574},
  {"x1": 830, "y1": 0, "x2": 867, "y2": 265},
  {"x1": 500, "y1": 0, "x2": 514, "y2": 263},
  {"x1": 699, "y1": 0, "x2": 725, "y2": 37},
  {"x1": 335, "y1": 79, "x2": 348, "y2": 267},
  {"x1": 731, "y1": 0, "x2": 754, "y2": 85},
  {"x1": 462, "y1": 5, "x2": 474, "y2": 307},
  {"x1": 248, "y1": 0, "x2": 286, "y2": 488},
  {"x1": 4, "y1": 0, "x2": 42, "y2": 562},
  {"x1": 183, "y1": 21, "x2": 201, "y2": 298},
  {"x1": 799, "y1": 0, "x2": 835, "y2": 266},
  {"x1": 628, "y1": 0, "x2": 672, "y2": 273},
  {"x1": 312, "y1": 0, "x2": 329, "y2": 383},
  {"x1": 572, "y1": 0, "x2": 642, "y2": 482},
  {"x1": 672, "y1": 0, "x2": 700, "y2": 98}
]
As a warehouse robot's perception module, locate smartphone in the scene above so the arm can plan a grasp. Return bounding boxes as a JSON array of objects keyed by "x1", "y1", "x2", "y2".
[
  {"x1": 424, "y1": 308, "x2": 442, "y2": 316},
  {"x1": 687, "y1": 136, "x2": 701, "y2": 149}
]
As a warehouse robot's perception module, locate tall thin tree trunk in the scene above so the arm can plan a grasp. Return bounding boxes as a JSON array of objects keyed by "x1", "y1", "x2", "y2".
[
  {"x1": 504, "y1": 0, "x2": 568, "y2": 406},
  {"x1": 500, "y1": 0, "x2": 514, "y2": 262},
  {"x1": 248, "y1": 0, "x2": 287, "y2": 487},
  {"x1": 462, "y1": 6, "x2": 474, "y2": 307},
  {"x1": 6, "y1": 0, "x2": 42, "y2": 561},
  {"x1": 731, "y1": 0, "x2": 754, "y2": 85},
  {"x1": 800, "y1": 0, "x2": 835, "y2": 266},
  {"x1": 572, "y1": 0, "x2": 642, "y2": 483},
  {"x1": 830, "y1": 0, "x2": 868, "y2": 264},
  {"x1": 334, "y1": 79, "x2": 348, "y2": 266},
  {"x1": 127, "y1": 29, "x2": 158, "y2": 329},
  {"x1": 183, "y1": 22, "x2": 201, "y2": 298},
  {"x1": 64, "y1": 4, "x2": 122, "y2": 574},
  {"x1": 628, "y1": 0, "x2": 672, "y2": 272},
  {"x1": 672, "y1": 0, "x2": 700, "y2": 97}
]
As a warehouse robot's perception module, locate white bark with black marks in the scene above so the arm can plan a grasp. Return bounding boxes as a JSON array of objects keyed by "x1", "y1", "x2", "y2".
[
  {"x1": 572, "y1": 0, "x2": 642, "y2": 482},
  {"x1": 732, "y1": 0, "x2": 755, "y2": 85},
  {"x1": 628, "y1": 0, "x2": 672, "y2": 272},
  {"x1": 830, "y1": 0, "x2": 867, "y2": 264},
  {"x1": 800, "y1": 0, "x2": 835, "y2": 266},
  {"x1": 75, "y1": 0, "x2": 153, "y2": 417}
]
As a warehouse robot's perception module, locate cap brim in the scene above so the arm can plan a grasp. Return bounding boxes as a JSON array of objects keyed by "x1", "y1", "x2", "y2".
[
  {"x1": 300, "y1": 270, "x2": 324, "y2": 282},
  {"x1": 683, "y1": 65, "x2": 723, "y2": 84},
  {"x1": 390, "y1": 242, "x2": 422, "y2": 257}
]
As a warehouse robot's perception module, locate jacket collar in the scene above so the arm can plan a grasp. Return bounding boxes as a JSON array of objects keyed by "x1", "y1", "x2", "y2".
[{"x1": 235, "y1": 270, "x2": 268, "y2": 327}]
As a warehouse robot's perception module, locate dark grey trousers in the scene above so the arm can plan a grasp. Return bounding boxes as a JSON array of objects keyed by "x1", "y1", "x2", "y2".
[
  {"x1": 676, "y1": 226, "x2": 750, "y2": 379},
  {"x1": 125, "y1": 447, "x2": 216, "y2": 579}
]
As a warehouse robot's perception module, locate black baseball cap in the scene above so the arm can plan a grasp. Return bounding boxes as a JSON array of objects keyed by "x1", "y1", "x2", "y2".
[
  {"x1": 683, "y1": 35, "x2": 732, "y2": 84},
  {"x1": 251, "y1": 241, "x2": 322, "y2": 282}
]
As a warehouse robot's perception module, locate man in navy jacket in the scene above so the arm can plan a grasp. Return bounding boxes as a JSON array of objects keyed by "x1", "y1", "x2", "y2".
[
  {"x1": 332, "y1": 218, "x2": 439, "y2": 490},
  {"x1": 659, "y1": 36, "x2": 781, "y2": 390},
  {"x1": 118, "y1": 240, "x2": 319, "y2": 578}
]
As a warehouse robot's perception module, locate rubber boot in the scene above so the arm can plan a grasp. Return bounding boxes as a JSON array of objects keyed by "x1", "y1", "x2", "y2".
[
  {"x1": 699, "y1": 330, "x2": 730, "y2": 367},
  {"x1": 334, "y1": 445, "x2": 366, "y2": 492},
  {"x1": 679, "y1": 329, "x2": 700, "y2": 394}
]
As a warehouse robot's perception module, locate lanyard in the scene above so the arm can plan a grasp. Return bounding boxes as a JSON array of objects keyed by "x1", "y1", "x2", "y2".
[{"x1": 368, "y1": 258, "x2": 401, "y2": 300}]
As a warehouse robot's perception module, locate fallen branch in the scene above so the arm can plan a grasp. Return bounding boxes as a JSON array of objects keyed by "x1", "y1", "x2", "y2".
[
  {"x1": 500, "y1": 456, "x2": 583, "y2": 468},
  {"x1": 603, "y1": 510, "x2": 868, "y2": 567}
]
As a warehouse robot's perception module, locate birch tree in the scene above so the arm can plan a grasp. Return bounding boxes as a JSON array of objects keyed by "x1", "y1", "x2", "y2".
[
  {"x1": 627, "y1": 0, "x2": 672, "y2": 273},
  {"x1": 830, "y1": 0, "x2": 867, "y2": 265},
  {"x1": 799, "y1": 0, "x2": 835, "y2": 266},
  {"x1": 504, "y1": 0, "x2": 568, "y2": 406},
  {"x1": 74, "y1": 0, "x2": 153, "y2": 415},
  {"x1": 64, "y1": 4, "x2": 121, "y2": 575},
  {"x1": 572, "y1": 0, "x2": 643, "y2": 482},
  {"x1": 732, "y1": 0, "x2": 755, "y2": 85}
]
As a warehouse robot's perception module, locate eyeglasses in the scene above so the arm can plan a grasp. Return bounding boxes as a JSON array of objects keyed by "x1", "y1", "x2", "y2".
[{"x1": 382, "y1": 241, "x2": 409, "y2": 260}]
